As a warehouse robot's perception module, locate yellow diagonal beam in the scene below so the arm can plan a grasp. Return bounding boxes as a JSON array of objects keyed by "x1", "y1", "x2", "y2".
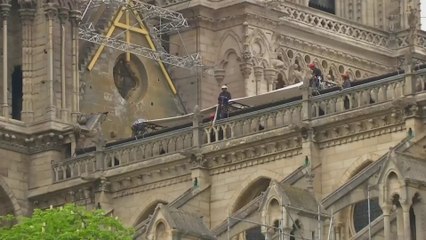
[
  {"x1": 87, "y1": 8, "x2": 125, "y2": 71},
  {"x1": 130, "y1": 6, "x2": 177, "y2": 94}
]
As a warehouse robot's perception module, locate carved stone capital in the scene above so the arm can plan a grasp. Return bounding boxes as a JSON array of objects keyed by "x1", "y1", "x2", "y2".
[
  {"x1": 240, "y1": 63, "x2": 252, "y2": 79},
  {"x1": 253, "y1": 66, "x2": 263, "y2": 78},
  {"x1": 214, "y1": 69, "x2": 225, "y2": 86},
  {"x1": 263, "y1": 68, "x2": 277, "y2": 83},
  {"x1": 18, "y1": 8, "x2": 35, "y2": 23},
  {"x1": 58, "y1": 7, "x2": 69, "y2": 23},
  {"x1": 44, "y1": 3, "x2": 58, "y2": 20},
  {"x1": 69, "y1": 10, "x2": 81, "y2": 25},
  {"x1": 0, "y1": 3, "x2": 11, "y2": 18}
]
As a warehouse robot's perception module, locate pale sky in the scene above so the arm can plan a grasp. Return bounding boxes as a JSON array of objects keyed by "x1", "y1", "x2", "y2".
[{"x1": 422, "y1": 0, "x2": 426, "y2": 30}]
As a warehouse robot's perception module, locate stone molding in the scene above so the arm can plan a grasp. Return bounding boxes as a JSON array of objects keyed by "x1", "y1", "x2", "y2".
[
  {"x1": 316, "y1": 110, "x2": 406, "y2": 148},
  {"x1": 206, "y1": 137, "x2": 302, "y2": 175},
  {"x1": 112, "y1": 174, "x2": 191, "y2": 199},
  {"x1": 0, "y1": 129, "x2": 71, "y2": 154}
]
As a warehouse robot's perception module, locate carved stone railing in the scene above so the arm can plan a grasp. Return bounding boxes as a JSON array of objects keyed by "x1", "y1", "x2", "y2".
[
  {"x1": 52, "y1": 154, "x2": 96, "y2": 182},
  {"x1": 102, "y1": 127, "x2": 193, "y2": 170},
  {"x1": 52, "y1": 67, "x2": 426, "y2": 182},
  {"x1": 202, "y1": 101, "x2": 302, "y2": 144},
  {"x1": 270, "y1": 1, "x2": 390, "y2": 49},
  {"x1": 311, "y1": 75, "x2": 406, "y2": 118},
  {"x1": 52, "y1": 127, "x2": 193, "y2": 182}
]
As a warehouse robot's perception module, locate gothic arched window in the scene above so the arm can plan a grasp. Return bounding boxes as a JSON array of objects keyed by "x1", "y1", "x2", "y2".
[{"x1": 352, "y1": 198, "x2": 382, "y2": 232}]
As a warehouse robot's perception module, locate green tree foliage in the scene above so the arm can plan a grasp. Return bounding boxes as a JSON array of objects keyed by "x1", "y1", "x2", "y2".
[{"x1": 0, "y1": 204, "x2": 134, "y2": 240}]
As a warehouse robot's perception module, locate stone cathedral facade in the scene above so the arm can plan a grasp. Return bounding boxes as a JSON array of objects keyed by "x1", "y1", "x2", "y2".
[{"x1": 0, "y1": 0, "x2": 426, "y2": 240}]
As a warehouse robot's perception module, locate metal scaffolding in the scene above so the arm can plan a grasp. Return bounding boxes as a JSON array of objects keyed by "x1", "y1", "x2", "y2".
[{"x1": 79, "y1": 0, "x2": 201, "y2": 68}]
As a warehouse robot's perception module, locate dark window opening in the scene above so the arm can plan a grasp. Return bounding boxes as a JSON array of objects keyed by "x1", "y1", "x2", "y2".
[
  {"x1": 246, "y1": 226, "x2": 265, "y2": 240},
  {"x1": 344, "y1": 96, "x2": 350, "y2": 110},
  {"x1": 11, "y1": 65, "x2": 23, "y2": 120},
  {"x1": 410, "y1": 206, "x2": 416, "y2": 240},
  {"x1": 318, "y1": 107, "x2": 325, "y2": 116},
  {"x1": 309, "y1": 0, "x2": 335, "y2": 14},
  {"x1": 64, "y1": 143, "x2": 72, "y2": 158},
  {"x1": 275, "y1": 73, "x2": 286, "y2": 90},
  {"x1": 353, "y1": 198, "x2": 383, "y2": 232}
]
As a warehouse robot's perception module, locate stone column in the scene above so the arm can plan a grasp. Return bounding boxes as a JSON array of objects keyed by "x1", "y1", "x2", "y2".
[
  {"x1": 253, "y1": 66, "x2": 263, "y2": 95},
  {"x1": 264, "y1": 68, "x2": 277, "y2": 92},
  {"x1": 0, "y1": 3, "x2": 10, "y2": 118},
  {"x1": 402, "y1": 203, "x2": 411, "y2": 240},
  {"x1": 381, "y1": 204, "x2": 392, "y2": 240},
  {"x1": 59, "y1": 8, "x2": 69, "y2": 122},
  {"x1": 240, "y1": 63, "x2": 252, "y2": 96},
  {"x1": 214, "y1": 69, "x2": 225, "y2": 87},
  {"x1": 70, "y1": 10, "x2": 80, "y2": 122},
  {"x1": 19, "y1": 8, "x2": 35, "y2": 122},
  {"x1": 45, "y1": 4, "x2": 57, "y2": 119}
]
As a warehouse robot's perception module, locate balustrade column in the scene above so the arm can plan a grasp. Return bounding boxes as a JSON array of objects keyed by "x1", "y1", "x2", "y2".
[
  {"x1": 45, "y1": 4, "x2": 57, "y2": 119},
  {"x1": 240, "y1": 63, "x2": 252, "y2": 96},
  {"x1": 264, "y1": 68, "x2": 277, "y2": 92},
  {"x1": 0, "y1": 3, "x2": 10, "y2": 118},
  {"x1": 402, "y1": 203, "x2": 411, "y2": 240},
  {"x1": 70, "y1": 10, "x2": 80, "y2": 122},
  {"x1": 381, "y1": 204, "x2": 392, "y2": 240},
  {"x1": 19, "y1": 8, "x2": 35, "y2": 122},
  {"x1": 253, "y1": 66, "x2": 263, "y2": 95},
  {"x1": 59, "y1": 8, "x2": 69, "y2": 121}
]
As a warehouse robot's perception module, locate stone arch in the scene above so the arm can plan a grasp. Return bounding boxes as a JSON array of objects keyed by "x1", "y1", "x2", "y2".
[
  {"x1": 154, "y1": 220, "x2": 169, "y2": 240},
  {"x1": 338, "y1": 153, "x2": 379, "y2": 186},
  {"x1": 218, "y1": 48, "x2": 244, "y2": 97},
  {"x1": 293, "y1": 53, "x2": 305, "y2": 70},
  {"x1": 218, "y1": 30, "x2": 242, "y2": 60},
  {"x1": 327, "y1": 64, "x2": 339, "y2": 82},
  {"x1": 384, "y1": 170, "x2": 407, "y2": 203},
  {"x1": 264, "y1": 197, "x2": 281, "y2": 227},
  {"x1": 0, "y1": 176, "x2": 22, "y2": 216},
  {"x1": 274, "y1": 47, "x2": 291, "y2": 68},
  {"x1": 131, "y1": 197, "x2": 169, "y2": 226},
  {"x1": 248, "y1": 29, "x2": 272, "y2": 62},
  {"x1": 228, "y1": 169, "x2": 281, "y2": 214}
]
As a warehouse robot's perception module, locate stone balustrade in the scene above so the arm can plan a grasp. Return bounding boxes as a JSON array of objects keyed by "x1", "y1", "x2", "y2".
[
  {"x1": 52, "y1": 127, "x2": 193, "y2": 182},
  {"x1": 52, "y1": 154, "x2": 96, "y2": 182},
  {"x1": 202, "y1": 101, "x2": 302, "y2": 144},
  {"x1": 51, "y1": 69, "x2": 426, "y2": 182},
  {"x1": 272, "y1": 2, "x2": 390, "y2": 49},
  {"x1": 311, "y1": 74, "x2": 406, "y2": 118}
]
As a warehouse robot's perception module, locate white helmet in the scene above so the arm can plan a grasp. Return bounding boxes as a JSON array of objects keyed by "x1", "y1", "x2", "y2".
[{"x1": 221, "y1": 85, "x2": 228, "y2": 89}]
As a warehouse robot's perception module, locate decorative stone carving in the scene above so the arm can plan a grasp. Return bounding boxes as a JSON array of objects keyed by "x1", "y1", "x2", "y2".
[{"x1": 214, "y1": 69, "x2": 226, "y2": 87}]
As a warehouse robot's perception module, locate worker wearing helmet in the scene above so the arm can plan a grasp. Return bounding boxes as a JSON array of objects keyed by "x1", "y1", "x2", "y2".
[
  {"x1": 341, "y1": 73, "x2": 351, "y2": 89},
  {"x1": 218, "y1": 85, "x2": 231, "y2": 119},
  {"x1": 308, "y1": 63, "x2": 323, "y2": 91}
]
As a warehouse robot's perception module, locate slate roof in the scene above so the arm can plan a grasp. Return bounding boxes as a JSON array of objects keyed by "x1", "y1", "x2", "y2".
[
  {"x1": 279, "y1": 184, "x2": 319, "y2": 213},
  {"x1": 157, "y1": 205, "x2": 215, "y2": 240}
]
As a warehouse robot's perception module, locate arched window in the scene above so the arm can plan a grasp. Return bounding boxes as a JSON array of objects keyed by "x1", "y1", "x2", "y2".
[
  {"x1": 232, "y1": 178, "x2": 271, "y2": 213},
  {"x1": 352, "y1": 198, "x2": 382, "y2": 232},
  {"x1": 155, "y1": 222, "x2": 168, "y2": 240}
]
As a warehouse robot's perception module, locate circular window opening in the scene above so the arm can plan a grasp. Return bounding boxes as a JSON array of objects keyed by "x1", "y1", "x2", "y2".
[
  {"x1": 322, "y1": 60, "x2": 328, "y2": 69},
  {"x1": 339, "y1": 65, "x2": 345, "y2": 73},
  {"x1": 287, "y1": 50, "x2": 294, "y2": 59},
  {"x1": 355, "y1": 70, "x2": 362, "y2": 78},
  {"x1": 113, "y1": 53, "x2": 148, "y2": 101},
  {"x1": 304, "y1": 55, "x2": 311, "y2": 63}
]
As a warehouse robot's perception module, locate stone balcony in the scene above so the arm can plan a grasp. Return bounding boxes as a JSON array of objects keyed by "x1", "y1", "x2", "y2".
[{"x1": 50, "y1": 67, "x2": 426, "y2": 183}]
